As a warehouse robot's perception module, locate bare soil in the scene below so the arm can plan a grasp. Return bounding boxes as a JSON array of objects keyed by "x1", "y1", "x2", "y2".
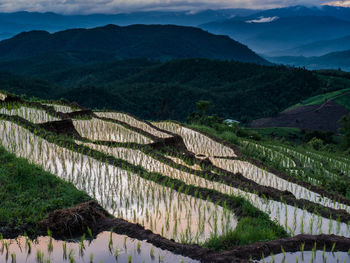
[{"x1": 250, "y1": 100, "x2": 349, "y2": 132}]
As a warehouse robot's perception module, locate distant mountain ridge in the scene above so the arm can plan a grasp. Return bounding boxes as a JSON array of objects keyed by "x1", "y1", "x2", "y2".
[
  {"x1": 2, "y1": 6, "x2": 350, "y2": 57},
  {"x1": 268, "y1": 49, "x2": 350, "y2": 72},
  {"x1": 200, "y1": 16, "x2": 350, "y2": 54},
  {"x1": 0, "y1": 24, "x2": 268, "y2": 64},
  {"x1": 266, "y1": 35, "x2": 350, "y2": 57},
  {"x1": 0, "y1": 9, "x2": 258, "y2": 41},
  {"x1": 241, "y1": 5, "x2": 350, "y2": 21}
]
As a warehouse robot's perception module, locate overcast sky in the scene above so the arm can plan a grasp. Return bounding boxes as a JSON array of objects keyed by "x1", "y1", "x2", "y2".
[{"x1": 0, "y1": 0, "x2": 341, "y2": 14}]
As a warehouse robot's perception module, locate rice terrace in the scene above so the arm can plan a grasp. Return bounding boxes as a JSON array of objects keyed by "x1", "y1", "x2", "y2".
[{"x1": 0, "y1": 90, "x2": 349, "y2": 263}]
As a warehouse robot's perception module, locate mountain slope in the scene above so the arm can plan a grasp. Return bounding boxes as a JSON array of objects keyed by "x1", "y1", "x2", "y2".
[
  {"x1": 0, "y1": 24, "x2": 267, "y2": 64},
  {"x1": 0, "y1": 58, "x2": 326, "y2": 122},
  {"x1": 200, "y1": 16, "x2": 350, "y2": 53}
]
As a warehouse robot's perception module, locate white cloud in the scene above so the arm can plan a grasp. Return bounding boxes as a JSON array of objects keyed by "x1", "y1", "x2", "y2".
[
  {"x1": 0, "y1": 0, "x2": 328, "y2": 14},
  {"x1": 322, "y1": 0, "x2": 350, "y2": 7},
  {"x1": 246, "y1": 16, "x2": 279, "y2": 23}
]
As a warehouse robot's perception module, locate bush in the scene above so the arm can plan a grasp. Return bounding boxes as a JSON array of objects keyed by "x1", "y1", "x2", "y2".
[
  {"x1": 307, "y1": 137, "x2": 324, "y2": 151},
  {"x1": 303, "y1": 131, "x2": 334, "y2": 144},
  {"x1": 237, "y1": 128, "x2": 261, "y2": 141},
  {"x1": 221, "y1": 131, "x2": 238, "y2": 144}
]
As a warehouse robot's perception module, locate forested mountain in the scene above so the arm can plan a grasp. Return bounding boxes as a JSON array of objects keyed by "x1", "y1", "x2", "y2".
[
  {"x1": 0, "y1": 24, "x2": 267, "y2": 64},
  {"x1": 0, "y1": 58, "x2": 340, "y2": 122}
]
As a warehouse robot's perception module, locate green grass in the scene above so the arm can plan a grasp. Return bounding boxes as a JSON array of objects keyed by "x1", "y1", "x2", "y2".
[
  {"x1": 334, "y1": 93, "x2": 350, "y2": 110},
  {"x1": 0, "y1": 146, "x2": 91, "y2": 229},
  {"x1": 188, "y1": 124, "x2": 239, "y2": 144},
  {"x1": 286, "y1": 87, "x2": 350, "y2": 111},
  {"x1": 203, "y1": 217, "x2": 287, "y2": 250},
  {"x1": 250, "y1": 127, "x2": 303, "y2": 141}
]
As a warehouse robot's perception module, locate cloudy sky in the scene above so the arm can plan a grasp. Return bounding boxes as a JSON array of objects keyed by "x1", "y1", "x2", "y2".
[{"x1": 0, "y1": 0, "x2": 345, "y2": 14}]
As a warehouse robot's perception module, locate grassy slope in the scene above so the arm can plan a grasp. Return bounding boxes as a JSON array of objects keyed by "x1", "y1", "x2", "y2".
[
  {"x1": 251, "y1": 127, "x2": 304, "y2": 140},
  {"x1": 286, "y1": 74, "x2": 350, "y2": 111},
  {"x1": 334, "y1": 93, "x2": 350, "y2": 110},
  {"x1": 289, "y1": 88, "x2": 350, "y2": 109},
  {"x1": 0, "y1": 146, "x2": 91, "y2": 228}
]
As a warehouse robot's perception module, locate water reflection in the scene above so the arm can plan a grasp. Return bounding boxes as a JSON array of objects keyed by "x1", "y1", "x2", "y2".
[{"x1": 0, "y1": 232, "x2": 198, "y2": 263}]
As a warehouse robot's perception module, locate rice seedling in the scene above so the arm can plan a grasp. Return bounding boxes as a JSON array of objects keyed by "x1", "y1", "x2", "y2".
[
  {"x1": 80, "y1": 234, "x2": 86, "y2": 254},
  {"x1": 150, "y1": 247, "x2": 155, "y2": 259},
  {"x1": 73, "y1": 118, "x2": 153, "y2": 144},
  {"x1": 36, "y1": 250, "x2": 44, "y2": 263},
  {"x1": 95, "y1": 111, "x2": 172, "y2": 139},
  {"x1": 331, "y1": 242, "x2": 336, "y2": 253},
  {"x1": 11, "y1": 253, "x2": 16, "y2": 263},
  {"x1": 62, "y1": 242, "x2": 67, "y2": 260},
  {"x1": 0, "y1": 104, "x2": 60, "y2": 123},
  {"x1": 87, "y1": 227, "x2": 93, "y2": 238},
  {"x1": 68, "y1": 248, "x2": 75, "y2": 263},
  {"x1": 137, "y1": 241, "x2": 141, "y2": 254},
  {"x1": 47, "y1": 229, "x2": 53, "y2": 252},
  {"x1": 42, "y1": 103, "x2": 75, "y2": 113},
  {"x1": 1, "y1": 101, "x2": 350, "y2": 263},
  {"x1": 152, "y1": 121, "x2": 237, "y2": 157}
]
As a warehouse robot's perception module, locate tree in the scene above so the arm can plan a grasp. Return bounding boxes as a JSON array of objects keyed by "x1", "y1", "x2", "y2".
[{"x1": 196, "y1": 100, "x2": 211, "y2": 117}]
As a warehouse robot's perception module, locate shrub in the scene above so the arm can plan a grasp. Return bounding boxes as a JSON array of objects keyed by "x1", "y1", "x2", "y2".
[{"x1": 307, "y1": 137, "x2": 324, "y2": 151}]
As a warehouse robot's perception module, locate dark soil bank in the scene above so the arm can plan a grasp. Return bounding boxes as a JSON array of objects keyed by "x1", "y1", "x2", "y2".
[
  {"x1": 250, "y1": 100, "x2": 349, "y2": 133},
  {"x1": 4, "y1": 201, "x2": 348, "y2": 263}
]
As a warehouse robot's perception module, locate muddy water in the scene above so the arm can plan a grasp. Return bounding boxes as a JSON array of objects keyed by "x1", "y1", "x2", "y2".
[
  {"x1": 43, "y1": 103, "x2": 75, "y2": 113},
  {"x1": 0, "y1": 106, "x2": 60, "y2": 123},
  {"x1": 1, "y1": 120, "x2": 349, "y2": 242},
  {"x1": 73, "y1": 118, "x2": 153, "y2": 144},
  {"x1": 152, "y1": 122, "x2": 237, "y2": 157},
  {"x1": 259, "y1": 250, "x2": 350, "y2": 263},
  {"x1": 95, "y1": 112, "x2": 172, "y2": 139},
  {"x1": 0, "y1": 121, "x2": 238, "y2": 243},
  {"x1": 0, "y1": 232, "x2": 198, "y2": 263},
  {"x1": 210, "y1": 158, "x2": 350, "y2": 214}
]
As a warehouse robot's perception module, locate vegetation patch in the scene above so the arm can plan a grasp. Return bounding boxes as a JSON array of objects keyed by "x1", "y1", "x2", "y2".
[
  {"x1": 204, "y1": 216, "x2": 287, "y2": 251},
  {"x1": 0, "y1": 146, "x2": 91, "y2": 232}
]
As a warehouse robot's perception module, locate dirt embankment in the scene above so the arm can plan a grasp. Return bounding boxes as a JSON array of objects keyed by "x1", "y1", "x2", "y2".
[
  {"x1": 39, "y1": 119, "x2": 83, "y2": 139},
  {"x1": 250, "y1": 100, "x2": 349, "y2": 132},
  {"x1": 15, "y1": 202, "x2": 350, "y2": 263}
]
